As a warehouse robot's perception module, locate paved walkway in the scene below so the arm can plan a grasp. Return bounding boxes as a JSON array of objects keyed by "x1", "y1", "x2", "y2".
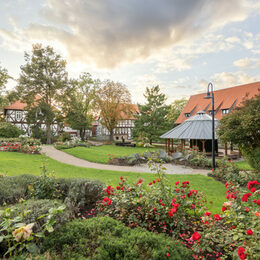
[{"x1": 41, "y1": 146, "x2": 210, "y2": 176}]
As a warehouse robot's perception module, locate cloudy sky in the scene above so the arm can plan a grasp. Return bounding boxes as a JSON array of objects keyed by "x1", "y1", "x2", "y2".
[{"x1": 1, "y1": 0, "x2": 260, "y2": 103}]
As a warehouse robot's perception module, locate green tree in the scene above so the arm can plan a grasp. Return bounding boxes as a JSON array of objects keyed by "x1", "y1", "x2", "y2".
[
  {"x1": 16, "y1": 44, "x2": 68, "y2": 144},
  {"x1": 218, "y1": 92, "x2": 260, "y2": 171},
  {"x1": 95, "y1": 81, "x2": 131, "y2": 141},
  {"x1": 0, "y1": 65, "x2": 11, "y2": 119},
  {"x1": 133, "y1": 85, "x2": 170, "y2": 144},
  {"x1": 62, "y1": 73, "x2": 96, "y2": 140},
  {"x1": 167, "y1": 98, "x2": 187, "y2": 126}
]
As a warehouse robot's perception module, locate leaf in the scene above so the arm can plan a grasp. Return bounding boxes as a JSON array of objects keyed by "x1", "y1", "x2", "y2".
[{"x1": 46, "y1": 224, "x2": 54, "y2": 233}]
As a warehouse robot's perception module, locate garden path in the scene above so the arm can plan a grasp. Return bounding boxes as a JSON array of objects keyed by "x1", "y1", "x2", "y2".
[{"x1": 41, "y1": 145, "x2": 209, "y2": 176}]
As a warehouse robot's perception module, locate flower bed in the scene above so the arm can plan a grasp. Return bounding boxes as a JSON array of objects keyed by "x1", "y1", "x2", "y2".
[
  {"x1": 0, "y1": 138, "x2": 42, "y2": 154},
  {"x1": 97, "y1": 163, "x2": 260, "y2": 259}
]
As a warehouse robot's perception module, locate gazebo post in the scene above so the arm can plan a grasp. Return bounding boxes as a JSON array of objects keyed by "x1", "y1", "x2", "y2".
[
  {"x1": 202, "y1": 140, "x2": 205, "y2": 153},
  {"x1": 168, "y1": 139, "x2": 170, "y2": 155},
  {"x1": 165, "y1": 139, "x2": 167, "y2": 153},
  {"x1": 230, "y1": 143, "x2": 233, "y2": 153},
  {"x1": 225, "y1": 143, "x2": 228, "y2": 156}
]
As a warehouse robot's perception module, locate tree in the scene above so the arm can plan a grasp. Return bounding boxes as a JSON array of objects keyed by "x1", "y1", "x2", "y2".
[
  {"x1": 0, "y1": 65, "x2": 10, "y2": 116},
  {"x1": 217, "y1": 92, "x2": 260, "y2": 170},
  {"x1": 167, "y1": 98, "x2": 187, "y2": 126},
  {"x1": 16, "y1": 44, "x2": 68, "y2": 144},
  {"x1": 95, "y1": 81, "x2": 131, "y2": 141},
  {"x1": 62, "y1": 73, "x2": 96, "y2": 140},
  {"x1": 133, "y1": 85, "x2": 170, "y2": 144}
]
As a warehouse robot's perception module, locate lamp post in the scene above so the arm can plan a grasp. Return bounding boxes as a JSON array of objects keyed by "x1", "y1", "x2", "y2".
[{"x1": 204, "y1": 82, "x2": 215, "y2": 170}]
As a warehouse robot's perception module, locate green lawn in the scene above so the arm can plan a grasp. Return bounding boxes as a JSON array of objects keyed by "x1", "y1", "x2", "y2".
[
  {"x1": 232, "y1": 161, "x2": 253, "y2": 170},
  {"x1": 62, "y1": 145, "x2": 162, "y2": 164},
  {"x1": 0, "y1": 152, "x2": 226, "y2": 213}
]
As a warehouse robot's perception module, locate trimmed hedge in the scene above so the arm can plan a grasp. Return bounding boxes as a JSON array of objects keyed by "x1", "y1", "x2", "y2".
[
  {"x1": 0, "y1": 175, "x2": 104, "y2": 213},
  {"x1": 0, "y1": 123, "x2": 24, "y2": 138},
  {"x1": 43, "y1": 216, "x2": 192, "y2": 260}
]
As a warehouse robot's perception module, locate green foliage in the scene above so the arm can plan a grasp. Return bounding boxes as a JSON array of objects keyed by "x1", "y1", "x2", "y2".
[
  {"x1": 98, "y1": 165, "x2": 206, "y2": 240},
  {"x1": 43, "y1": 216, "x2": 192, "y2": 260},
  {"x1": 0, "y1": 122, "x2": 24, "y2": 138},
  {"x1": 58, "y1": 132, "x2": 71, "y2": 142},
  {"x1": 32, "y1": 163, "x2": 57, "y2": 200},
  {"x1": 0, "y1": 175, "x2": 38, "y2": 205},
  {"x1": 0, "y1": 137, "x2": 41, "y2": 146},
  {"x1": 0, "y1": 65, "x2": 10, "y2": 111},
  {"x1": 218, "y1": 92, "x2": 260, "y2": 171},
  {"x1": 209, "y1": 159, "x2": 260, "y2": 187},
  {"x1": 133, "y1": 85, "x2": 171, "y2": 144},
  {"x1": 0, "y1": 200, "x2": 66, "y2": 258},
  {"x1": 167, "y1": 98, "x2": 187, "y2": 125},
  {"x1": 16, "y1": 43, "x2": 69, "y2": 144},
  {"x1": 62, "y1": 73, "x2": 95, "y2": 141}
]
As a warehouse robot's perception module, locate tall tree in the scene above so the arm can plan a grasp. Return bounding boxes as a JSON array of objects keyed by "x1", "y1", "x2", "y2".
[
  {"x1": 167, "y1": 98, "x2": 187, "y2": 126},
  {"x1": 62, "y1": 73, "x2": 96, "y2": 140},
  {"x1": 0, "y1": 65, "x2": 10, "y2": 108},
  {"x1": 16, "y1": 44, "x2": 68, "y2": 143},
  {"x1": 218, "y1": 92, "x2": 260, "y2": 170},
  {"x1": 133, "y1": 85, "x2": 170, "y2": 144},
  {"x1": 95, "y1": 80, "x2": 131, "y2": 141}
]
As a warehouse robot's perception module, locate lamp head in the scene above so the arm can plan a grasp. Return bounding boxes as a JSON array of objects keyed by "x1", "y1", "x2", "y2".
[
  {"x1": 204, "y1": 91, "x2": 211, "y2": 99},
  {"x1": 204, "y1": 82, "x2": 213, "y2": 99}
]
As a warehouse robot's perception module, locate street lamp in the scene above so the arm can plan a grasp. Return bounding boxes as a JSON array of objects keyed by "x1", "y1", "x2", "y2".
[{"x1": 204, "y1": 82, "x2": 215, "y2": 170}]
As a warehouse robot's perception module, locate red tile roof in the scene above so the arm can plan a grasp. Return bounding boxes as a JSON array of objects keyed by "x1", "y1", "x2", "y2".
[
  {"x1": 4, "y1": 95, "x2": 41, "y2": 111},
  {"x1": 176, "y1": 81, "x2": 260, "y2": 124}
]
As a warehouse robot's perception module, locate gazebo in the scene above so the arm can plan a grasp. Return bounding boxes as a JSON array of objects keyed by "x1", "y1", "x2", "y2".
[{"x1": 160, "y1": 111, "x2": 218, "y2": 154}]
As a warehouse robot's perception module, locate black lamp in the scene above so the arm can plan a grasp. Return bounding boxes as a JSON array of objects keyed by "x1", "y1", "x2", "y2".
[{"x1": 204, "y1": 82, "x2": 215, "y2": 170}]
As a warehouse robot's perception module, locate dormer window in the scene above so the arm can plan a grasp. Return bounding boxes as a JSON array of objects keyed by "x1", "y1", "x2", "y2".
[
  {"x1": 185, "y1": 113, "x2": 190, "y2": 118},
  {"x1": 208, "y1": 110, "x2": 216, "y2": 115},
  {"x1": 222, "y1": 109, "x2": 229, "y2": 115}
]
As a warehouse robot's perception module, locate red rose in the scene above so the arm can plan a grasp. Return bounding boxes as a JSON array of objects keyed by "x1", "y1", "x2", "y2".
[
  {"x1": 182, "y1": 181, "x2": 189, "y2": 186},
  {"x1": 102, "y1": 197, "x2": 112, "y2": 206},
  {"x1": 250, "y1": 188, "x2": 256, "y2": 193},
  {"x1": 154, "y1": 207, "x2": 157, "y2": 211},
  {"x1": 225, "y1": 182, "x2": 229, "y2": 189},
  {"x1": 257, "y1": 200, "x2": 260, "y2": 205},
  {"x1": 168, "y1": 210, "x2": 173, "y2": 217},
  {"x1": 241, "y1": 193, "x2": 252, "y2": 202},
  {"x1": 149, "y1": 182, "x2": 152, "y2": 185},
  {"x1": 167, "y1": 253, "x2": 170, "y2": 257},
  {"x1": 222, "y1": 206, "x2": 227, "y2": 212},
  {"x1": 246, "y1": 229, "x2": 253, "y2": 235},
  {"x1": 153, "y1": 179, "x2": 155, "y2": 183},
  {"x1": 192, "y1": 231, "x2": 201, "y2": 241},
  {"x1": 116, "y1": 186, "x2": 120, "y2": 190},
  {"x1": 214, "y1": 214, "x2": 222, "y2": 220},
  {"x1": 161, "y1": 203, "x2": 165, "y2": 206},
  {"x1": 247, "y1": 180, "x2": 259, "y2": 189},
  {"x1": 175, "y1": 181, "x2": 179, "y2": 185},
  {"x1": 136, "y1": 179, "x2": 143, "y2": 185},
  {"x1": 205, "y1": 212, "x2": 211, "y2": 216},
  {"x1": 238, "y1": 247, "x2": 246, "y2": 260}
]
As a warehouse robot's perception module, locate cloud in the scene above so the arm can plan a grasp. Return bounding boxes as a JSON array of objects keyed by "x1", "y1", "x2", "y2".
[
  {"x1": 233, "y1": 57, "x2": 260, "y2": 69},
  {"x1": 19, "y1": 0, "x2": 249, "y2": 68},
  {"x1": 210, "y1": 71, "x2": 260, "y2": 89}
]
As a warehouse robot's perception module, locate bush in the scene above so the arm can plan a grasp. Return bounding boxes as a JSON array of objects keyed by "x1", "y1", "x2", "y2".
[
  {"x1": 0, "y1": 174, "x2": 104, "y2": 214},
  {"x1": 97, "y1": 174, "x2": 206, "y2": 240},
  {"x1": 208, "y1": 160, "x2": 260, "y2": 187},
  {"x1": 0, "y1": 199, "x2": 68, "y2": 258},
  {"x1": 244, "y1": 147, "x2": 260, "y2": 173},
  {"x1": 58, "y1": 132, "x2": 71, "y2": 142},
  {"x1": 0, "y1": 174, "x2": 38, "y2": 205},
  {"x1": 0, "y1": 122, "x2": 24, "y2": 138},
  {"x1": 43, "y1": 216, "x2": 192, "y2": 259}
]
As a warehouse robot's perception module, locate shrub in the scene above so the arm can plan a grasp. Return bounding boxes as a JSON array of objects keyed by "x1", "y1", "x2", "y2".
[
  {"x1": 0, "y1": 175, "x2": 38, "y2": 205},
  {"x1": 43, "y1": 216, "x2": 192, "y2": 259},
  {"x1": 0, "y1": 200, "x2": 67, "y2": 258},
  {"x1": 97, "y1": 173, "x2": 206, "y2": 240},
  {"x1": 58, "y1": 132, "x2": 71, "y2": 142},
  {"x1": 0, "y1": 123, "x2": 24, "y2": 138},
  {"x1": 209, "y1": 160, "x2": 260, "y2": 187},
  {"x1": 244, "y1": 147, "x2": 260, "y2": 173}
]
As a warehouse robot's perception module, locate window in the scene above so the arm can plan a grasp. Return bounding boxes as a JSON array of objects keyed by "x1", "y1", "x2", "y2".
[
  {"x1": 222, "y1": 109, "x2": 229, "y2": 115},
  {"x1": 16, "y1": 111, "x2": 23, "y2": 121},
  {"x1": 185, "y1": 113, "x2": 190, "y2": 118},
  {"x1": 208, "y1": 110, "x2": 216, "y2": 115}
]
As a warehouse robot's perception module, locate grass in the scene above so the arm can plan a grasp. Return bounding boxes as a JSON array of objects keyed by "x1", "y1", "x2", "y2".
[
  {"x1": 0, "y1": 152, "x2": 226, "y2": 213},
  {"x1": 231, "y1": 161, "x2": 253, "y2": 170},
  {"x1": 62, "y1": 145, "x2": 162, "y2": 164}
]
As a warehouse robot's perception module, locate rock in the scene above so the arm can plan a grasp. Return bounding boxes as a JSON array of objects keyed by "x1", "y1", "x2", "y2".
[{"x1": 171, "y1": 152, "x2": 183, "y2": 160}]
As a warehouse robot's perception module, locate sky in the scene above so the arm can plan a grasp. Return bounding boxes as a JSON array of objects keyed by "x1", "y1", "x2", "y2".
[{"x1": 0, "y1": 0, "x2": 260, "y2": 104}]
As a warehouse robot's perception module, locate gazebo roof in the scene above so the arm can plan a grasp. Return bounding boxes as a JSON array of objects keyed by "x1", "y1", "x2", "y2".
[{"x1": 160, "y1": 111, "x2": 218, "y2": 140}]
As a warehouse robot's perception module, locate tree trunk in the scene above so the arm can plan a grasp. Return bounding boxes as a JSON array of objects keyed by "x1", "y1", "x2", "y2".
[
  {"x1": 109, "y1": 130, "x2": 114, "y2": 142},
  {"x1": 46, "y1": 123, "x2": 51, "y2": 144}
]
